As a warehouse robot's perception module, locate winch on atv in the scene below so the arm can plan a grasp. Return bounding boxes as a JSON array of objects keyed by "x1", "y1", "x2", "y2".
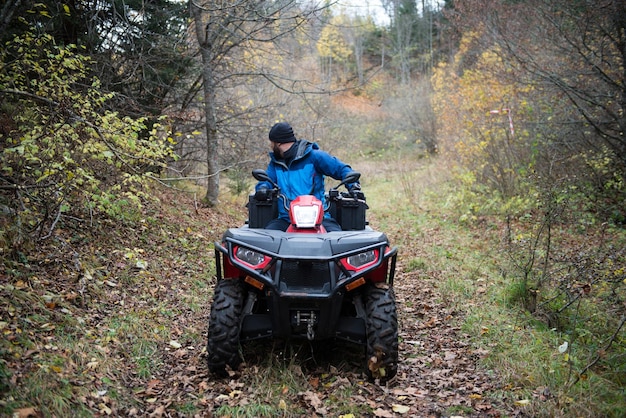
[{"x1": 206, "y1": 170, "x2": 398, "y2": 382}]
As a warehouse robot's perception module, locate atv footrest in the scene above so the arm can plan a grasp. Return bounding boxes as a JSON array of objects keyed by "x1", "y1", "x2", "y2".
[
  {"x1": 241, "y1": 314, "x2": 272, "y2": 340},
  {"x1": 335, "y1": 317, "x2": 366, "y2": 344}
]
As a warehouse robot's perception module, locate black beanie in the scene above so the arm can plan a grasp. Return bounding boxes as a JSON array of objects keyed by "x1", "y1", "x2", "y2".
[{"x1": 269, "y1": 122, "x2": 296, "y2": 143}]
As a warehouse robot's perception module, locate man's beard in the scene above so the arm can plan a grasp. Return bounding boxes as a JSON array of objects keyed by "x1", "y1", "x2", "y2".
[{"x1": 272, "y1": 143, "x2": 282, "y2": 156}]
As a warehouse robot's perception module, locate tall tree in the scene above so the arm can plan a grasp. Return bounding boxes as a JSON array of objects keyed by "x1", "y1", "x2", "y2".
[
  {"x1": 381, "y1": 0, "x2": 447, "y2": 79},
  {"x1": 317, "y1": 14, "x2": 354, "y2": 84},
  {"x1": 384, "y1": 0, "x2": 418, "y2": 83}
]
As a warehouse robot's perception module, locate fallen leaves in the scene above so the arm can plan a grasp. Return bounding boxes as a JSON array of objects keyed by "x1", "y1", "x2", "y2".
[
  {"x1": 391, "y1": 403, "x2": 411, "y2": 414},
  {"x1": 14, "y1": 407, "x2": 37, "y2": 418},
  {"x1": 299, "y1": 390, "x2": 327, "y2": 415},
  {"x1": 367, "y1": 347, "x2": 387, "y2": 379},
  {"x1": 390, "y1": 269, "x2": 511, "y2": 416},
  {"x1": 374, "y1": 408, "x2": 394, "y2": 417}
]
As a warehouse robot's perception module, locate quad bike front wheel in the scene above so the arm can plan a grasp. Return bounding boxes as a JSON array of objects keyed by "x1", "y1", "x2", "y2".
[
  {"x1": 207, "y1": 278, "x2": 244, "y2": 376},
  {"x1": 364, "y1": 284, "x2": 398, "y2": 383}
]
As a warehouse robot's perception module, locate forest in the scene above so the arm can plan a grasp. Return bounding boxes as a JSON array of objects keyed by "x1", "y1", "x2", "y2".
[{"x1": 1, "y1": 0, "x2": 625, "y2": 416}]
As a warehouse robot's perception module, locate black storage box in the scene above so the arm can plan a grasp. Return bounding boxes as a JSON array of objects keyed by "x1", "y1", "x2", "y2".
[
  {"x1": 330, "y1": 195, "x2": 368, "y2": 230},
  {"x1": 247, "y1": 195, "x2": 277, "y2": 228}
]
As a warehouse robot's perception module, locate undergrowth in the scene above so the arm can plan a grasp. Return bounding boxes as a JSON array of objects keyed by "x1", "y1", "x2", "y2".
[{"x1": 417, "y1": 162, "x2": 626, "y2": 417}]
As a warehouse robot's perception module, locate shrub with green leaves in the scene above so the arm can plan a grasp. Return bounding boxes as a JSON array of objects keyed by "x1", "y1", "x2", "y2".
[{"x1": 0, "y1": 31, "x2": 176, "y2": 250}]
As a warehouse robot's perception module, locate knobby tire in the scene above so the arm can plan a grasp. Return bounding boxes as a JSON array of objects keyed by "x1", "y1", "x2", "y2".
[
  {"x1": 207, "y1": 278, "x2": 244, "y2": 376},
  {"x1": 365, "y1": 285, "x2": 399, "y2": 383}
]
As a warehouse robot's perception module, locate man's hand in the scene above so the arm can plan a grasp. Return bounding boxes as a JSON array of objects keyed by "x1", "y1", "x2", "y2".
[
  {"x1": 254, "y1": 188, "x2": 270, "y2": 200},
  {"x1": 347, "y1": 182, "x2": 364, "y2": 200},
  {"x1": 348, "y1": 182, "x2": 361, "y2": 192}
]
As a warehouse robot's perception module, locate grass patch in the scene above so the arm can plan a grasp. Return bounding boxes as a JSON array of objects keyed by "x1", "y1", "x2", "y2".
[
  {"x1": 405, "y1": 257, "x2": 428, "y2": 272},
  {"x1": 214, "y1": 403, "x2": 280, "y2": 417}
]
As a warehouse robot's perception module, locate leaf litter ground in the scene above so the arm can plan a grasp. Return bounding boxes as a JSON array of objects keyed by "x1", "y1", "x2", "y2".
[{"x1": 1, "y1": 186, "x2": 517, "y2": 417}]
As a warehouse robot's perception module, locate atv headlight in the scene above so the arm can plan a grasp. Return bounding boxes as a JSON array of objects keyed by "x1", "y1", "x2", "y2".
[
  {"x1": 345, "y1": 249, "x2": 379, "y2": 269},
  {"x1": 235, "y1": 246, "x2": 268, "y2": 267},
  {"x1": 292, "y1": 204, "x2": 320, "y2": 228}
]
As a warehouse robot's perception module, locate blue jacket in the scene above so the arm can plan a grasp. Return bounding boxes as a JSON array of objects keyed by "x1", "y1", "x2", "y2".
[{"x1": 256, "y1": 140, "x2": 355, "y2": 222}]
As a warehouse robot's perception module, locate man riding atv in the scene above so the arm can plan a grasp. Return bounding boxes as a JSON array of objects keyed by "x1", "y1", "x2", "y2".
[
  {"x1": 254, "y1": 122, "x2": 360, "y2": 232},
  {"x1": 206, "y1": 123, "x2": 398, "y2": 383}
]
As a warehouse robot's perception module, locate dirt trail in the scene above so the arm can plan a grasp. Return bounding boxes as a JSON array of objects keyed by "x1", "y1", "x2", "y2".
[
  {"x1": 139, "y1": 254, "x2": 510, "y2": 417},
  {"x1": 392, "y1": 270, "x2": 506, "y2": 416}
]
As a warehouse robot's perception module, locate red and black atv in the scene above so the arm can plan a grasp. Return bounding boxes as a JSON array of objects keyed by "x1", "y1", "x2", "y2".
[{"x1": 207, "y1": 169, "x2": 398, "y2": 382}]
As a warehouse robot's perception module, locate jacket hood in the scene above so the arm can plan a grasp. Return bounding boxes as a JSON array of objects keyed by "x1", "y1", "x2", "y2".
[{"x1": 270, "y1": 140, "x2": 317, "y2": 166}]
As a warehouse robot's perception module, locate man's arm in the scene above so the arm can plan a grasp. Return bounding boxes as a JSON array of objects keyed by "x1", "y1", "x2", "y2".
[
  {"x1": 255, "y1": 163, "x2": 277, "y2": 191},
  {"x1": 313, "y1": 150, "x2": 360, "y2": 189},
  {"x1": 313, "y1": 150, "x2": 353, "y2": 180}
]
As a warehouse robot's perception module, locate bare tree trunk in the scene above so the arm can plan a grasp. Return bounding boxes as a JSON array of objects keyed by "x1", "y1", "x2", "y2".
[
  {"x1": 354, "y1": 38, "x2": 364, "y2": 85},
  {"x1": 0, "y1": 0, "x2": 22, "y2": 34},
  {"x1": 190, "y1": 1, "x2": 220, "y2": 206},
  {"x1": 391, "y1": 0, "x2": 413, "y2": 84}
]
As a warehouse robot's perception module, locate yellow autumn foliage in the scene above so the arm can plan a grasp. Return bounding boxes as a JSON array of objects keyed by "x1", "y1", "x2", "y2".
[
  {"x1": 432, "y1": 30, "x2": 533, "y2": 197},
  {"x1": 317, "y1": 15, "x2": 353, "y2": 63}
]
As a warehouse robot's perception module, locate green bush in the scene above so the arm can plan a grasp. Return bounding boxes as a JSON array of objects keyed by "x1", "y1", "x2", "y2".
[{"x1": 0, "y1": 31, "x2": 176, "y2": 251}]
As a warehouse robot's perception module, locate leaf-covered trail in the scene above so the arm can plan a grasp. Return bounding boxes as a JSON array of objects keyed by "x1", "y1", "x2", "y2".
[
  {"x1": 392, "y1": 271, "x2": 503, "y2": 416},
  {"x1": 146, "y1": 276, "x2": 508, "y2": 417}
]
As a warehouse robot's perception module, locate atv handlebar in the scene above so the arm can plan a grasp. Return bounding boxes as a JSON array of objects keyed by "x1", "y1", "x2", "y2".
[
  {"x1": 253, "y1": 169, "x2": 360, "y2": 193},
  {"x1": 336, "y1": 171, "x2": 361, "y2": 189},
  {"x1": 252, "y1": 168, "x2": 278, "y2": 189},
  {"x1": 252, "y1": 169, "x2": 363, "y2": 214}
]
